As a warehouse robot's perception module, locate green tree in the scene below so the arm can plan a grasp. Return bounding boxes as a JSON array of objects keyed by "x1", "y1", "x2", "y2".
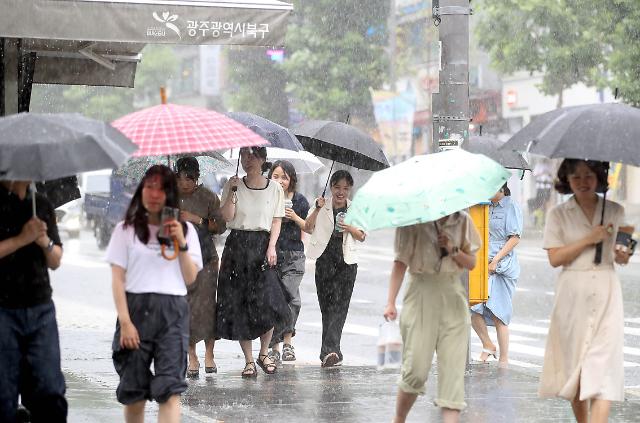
[
  {"x1": 475, "y1": 0, "x2": 604, "y2": 108},
  {"x1": 596, "y1": 0, "x2": 640, "y2": 106},
  {"x1": 226, "y1": 1, "x2": 389, "y2": 128},
  {"x1": 225, "y1": 47, "x2": 289, "y2": 126},
  {"x1": 284, "y1": 0, "x2": 389, "y2": 125}
]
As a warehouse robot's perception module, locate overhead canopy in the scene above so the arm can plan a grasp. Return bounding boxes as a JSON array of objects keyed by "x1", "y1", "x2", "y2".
[
  {"x1": 1, "y1": 0, "x2": 292, "y2": 47},
  {"x1": 0, "y1": 0, "x2": 293, "y2": 89}
]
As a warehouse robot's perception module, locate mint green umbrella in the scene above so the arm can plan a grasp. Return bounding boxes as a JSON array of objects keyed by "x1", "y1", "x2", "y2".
[{"x1": 344, "y1": 149, "x2": 510, "y2": 231}]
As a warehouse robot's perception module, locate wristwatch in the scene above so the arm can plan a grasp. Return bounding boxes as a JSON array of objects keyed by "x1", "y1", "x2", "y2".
[
  {"x1": 46, "y1": 238, "x2": 55, "y2": 252},
  {"x1": 450, "y1": 246, "x2": 460, "y2": 257},
  {"x1": 179, "y1": 243, "x2": 189, "y2": 252}
]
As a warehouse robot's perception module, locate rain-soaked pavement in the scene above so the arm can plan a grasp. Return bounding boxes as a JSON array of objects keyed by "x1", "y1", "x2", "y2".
[
  {"x1": 65, "y1": 357, "x2": 640, "y2": 422},
  {"x1": 54, "y1": 226, "x2": 640, "y2": 421}
]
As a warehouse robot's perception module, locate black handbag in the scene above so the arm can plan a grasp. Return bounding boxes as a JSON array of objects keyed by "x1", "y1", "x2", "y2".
[{"x1": 250, "y1": 261, "x2": 291, "y2": 329}]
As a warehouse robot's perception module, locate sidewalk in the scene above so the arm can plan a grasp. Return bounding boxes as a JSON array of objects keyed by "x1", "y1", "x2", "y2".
[{"x1": 65, "y1": 352, "x2": 640, "y2": 422}]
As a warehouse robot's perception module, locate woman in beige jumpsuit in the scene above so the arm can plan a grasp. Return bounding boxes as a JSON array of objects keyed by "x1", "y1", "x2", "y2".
[
  {"x1": 384, "y1": 211, "x2": 481, "y2": 423},
  {"x1": 539, "y1": 159, "x2": 632, "y2": 423}
]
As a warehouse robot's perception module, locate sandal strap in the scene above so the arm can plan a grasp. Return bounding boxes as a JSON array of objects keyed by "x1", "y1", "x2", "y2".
[{"x1": 258, "y1": 354, "x2": 276, "y2": 369}]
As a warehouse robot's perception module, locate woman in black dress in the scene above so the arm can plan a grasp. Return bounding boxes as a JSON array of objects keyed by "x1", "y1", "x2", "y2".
[{"x1": 217, "y1": 147, "x2": 287, "y2": 377}]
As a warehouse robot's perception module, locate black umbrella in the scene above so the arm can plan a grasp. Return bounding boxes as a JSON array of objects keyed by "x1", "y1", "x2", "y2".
[
  {"x1": 463, "y1": 136, "x2": 531, "y2": 171},
  {"x1": 500, "y1": 103, "x2": 640, "y2": 166},
  {"x1": 292, "y1": 120, "x2": 390, "y2": 196},
  {"x1": 36, "y1": 176, "x2": 81, "y2": 209},
  {"x1": 227, "y1": 112, "x2": 303, "y2": 152},
  {"x1": 0, "y1": 112, "x2": 137, "y2": 214},
  {"x1": 500, "y1": 102, "x2": 640, "y2": 264}
]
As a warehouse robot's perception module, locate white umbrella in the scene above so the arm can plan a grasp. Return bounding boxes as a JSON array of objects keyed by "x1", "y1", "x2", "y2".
[{"x1": 223, "y1": 147, "x2": 324, "y2": 175}]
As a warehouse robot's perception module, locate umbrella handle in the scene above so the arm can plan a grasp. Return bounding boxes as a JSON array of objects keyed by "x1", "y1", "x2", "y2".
[
  {"x1": 433, "y1": 221, "x2": 449, "y2": 258},
  {"x1": 31, "y1": 182, "x2": 37, "y2": 216},
  {"x1": 321, "y1": 160, "x2": 336, "y2": 198},
  {"x1": 161, "y1": 238, "x2": 180, "y2": 261},
  {"x1": 594, "y1": 165, "x2": 610, "y2": 265},
  {"x1": 232, "y1": 149, "x2": 240, "y2": 193}
]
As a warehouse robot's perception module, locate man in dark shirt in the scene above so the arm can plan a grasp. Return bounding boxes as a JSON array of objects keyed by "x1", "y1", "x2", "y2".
[{"x1": 0, "y1": 180, "x2": 67, "y2": 423}]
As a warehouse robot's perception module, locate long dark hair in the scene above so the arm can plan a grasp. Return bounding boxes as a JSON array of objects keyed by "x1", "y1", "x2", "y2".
[
  {"x1": 554, "y1": 159, "x2": 608, "y2": 194},
  {"x1": 124, "y1": 165, "x2": 186, "y2": 244},
  {"x1": 268, "y1": 160, "x2": 298, "y2": 193}
]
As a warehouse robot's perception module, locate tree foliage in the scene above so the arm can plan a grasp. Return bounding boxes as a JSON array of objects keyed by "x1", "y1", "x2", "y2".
[
  {"x1": 595, "y1": 0, "x2": 640, "y2": 106},
  {"x1": 475, "y1": 0, "x2": 605, "y2": 107},
  {"x1": 284, "y1": 0, "x2": 388, "y2": 124},
  {"x1": 225, "y1": 47, "x2": 289, "y2": 126},
  {"x1": 226, "y1": 0, "x2": 389, "y2": 127},
  {"x1": 476, "y1": 0, "x2": 640, "y2": 107}
]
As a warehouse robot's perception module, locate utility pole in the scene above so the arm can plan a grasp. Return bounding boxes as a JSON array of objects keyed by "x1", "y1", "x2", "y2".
[
  {"x1": 430, "y1": 0, "x2": 471, "y2": 153},
  {"x1": 430, "y1": 0, "x2": 474, "y2": 371},
  {"x1": 388, "y1": 0, "x2": 398, "y2": 162}
]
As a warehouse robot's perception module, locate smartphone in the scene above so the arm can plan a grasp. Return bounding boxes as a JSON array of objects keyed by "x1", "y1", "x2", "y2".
[{"x1": 158, "y1": 206, "x2": 179, "y2": 245}]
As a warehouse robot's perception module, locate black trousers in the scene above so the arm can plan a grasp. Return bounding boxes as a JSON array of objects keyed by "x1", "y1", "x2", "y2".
[
  {"x1": 314, "y1": 252, "x2": 357, "y2": 362},
  {"x1": 0, "y1": 301, "x2": 67, "y2": 423}
]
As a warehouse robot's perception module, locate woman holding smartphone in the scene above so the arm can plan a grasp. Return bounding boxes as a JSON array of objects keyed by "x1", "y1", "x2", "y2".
[
  {"x1": 539, "y1": 159, "x2": 632, "y2": 423},
  {"x1": 106, "y1": 165, "x2": 202, "y2": 423}
]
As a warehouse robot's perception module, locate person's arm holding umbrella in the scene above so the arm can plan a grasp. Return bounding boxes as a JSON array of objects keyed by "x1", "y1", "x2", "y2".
[
  {"x1": 0, "y1": 181, "x2": 62, "y2": 269},
  {"x1": 220, "y1": 176, "x2": 241, "y2": 222},
  {"x1": 304, "y1": 197, "x2": 325, "y2": 233}
]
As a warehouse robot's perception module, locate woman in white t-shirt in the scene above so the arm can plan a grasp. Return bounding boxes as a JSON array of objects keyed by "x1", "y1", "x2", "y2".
[
  {"x1": 217, "y1": 146, "x2": 287, "y2": 378},
  {"x1": 106, "y1": 165, "x2": 202, "y2": 423}
]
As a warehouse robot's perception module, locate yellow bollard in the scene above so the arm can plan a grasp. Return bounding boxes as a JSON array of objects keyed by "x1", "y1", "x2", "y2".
[{"x1": 468, "y1": 203, "x2": 489, "y2": 306}]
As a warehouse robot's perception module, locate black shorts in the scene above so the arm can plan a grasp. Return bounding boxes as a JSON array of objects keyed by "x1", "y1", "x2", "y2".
[{"x1": 112, "y1": 293, "x2": 189, "y2": 404}]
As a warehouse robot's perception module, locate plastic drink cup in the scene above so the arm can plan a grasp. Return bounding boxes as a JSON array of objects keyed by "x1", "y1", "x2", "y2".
[{"x1": 335, "y1": 211, "x2": 346, "y2": 232}]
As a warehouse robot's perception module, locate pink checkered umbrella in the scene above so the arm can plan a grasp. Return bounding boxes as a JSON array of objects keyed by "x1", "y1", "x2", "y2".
[{"x1": 112, "y1": 102, "x2": 269, "y2": 157}]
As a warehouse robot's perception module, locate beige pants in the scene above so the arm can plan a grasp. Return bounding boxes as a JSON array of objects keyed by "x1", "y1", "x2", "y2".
[{"x1": 399, "y1": 272, "x2": 469, "y2": 410}]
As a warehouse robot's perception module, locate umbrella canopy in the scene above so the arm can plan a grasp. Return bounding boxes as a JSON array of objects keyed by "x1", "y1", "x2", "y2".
[
  {"x1": 115, "y1": 152, "x2": 231, "y2": 181},
  {"x1": 227, "y1": 112, "x2": 303, "y2": 151},
  {"x1": 111, "y1": 103, "x2": 269, "y2": 157},
  {"x1": 500, "y1": 103, "x2": 640, "y2": 166},
  {"x1": 292, "y1": 120, "x2": 390, "y2": 171},
  {"x1": 223, "y1": 147, "x2": 324, "y2": 174},
  {"x1": 1, "y1": 0, "x2": 293, "y2": 48},
  {"x1": 463, "y1": 136, "x2": 531, "y2": 171},
  {"x1": 0, "y1": 112, "x2": 137, "y2": 181},
  {"x1": 344, "y1": 149, "x2": 510, "y2": 232}
]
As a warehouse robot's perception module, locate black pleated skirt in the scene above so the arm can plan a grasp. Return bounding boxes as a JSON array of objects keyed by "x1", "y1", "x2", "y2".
[{"x1": 216, "y1": 230, "x2": 289, "y2": 341}]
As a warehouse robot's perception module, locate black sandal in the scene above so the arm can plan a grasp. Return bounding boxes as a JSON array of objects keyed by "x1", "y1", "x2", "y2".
[
  {"x1": 241, "y1": 362, "x2": 257, "y2": 378},
  {"x1": 257, "y1": 354, "x2": 277, "y2": 375}
]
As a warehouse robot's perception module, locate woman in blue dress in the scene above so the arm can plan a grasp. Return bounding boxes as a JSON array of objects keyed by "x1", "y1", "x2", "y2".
[{"x1": 471, "y1": 182, "x2": 523, "y2": 368}]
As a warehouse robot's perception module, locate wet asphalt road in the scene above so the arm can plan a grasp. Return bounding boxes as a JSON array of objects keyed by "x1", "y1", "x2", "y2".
[{"x1": 50, "y1": 226, "x2": 640, "y2": 421}]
